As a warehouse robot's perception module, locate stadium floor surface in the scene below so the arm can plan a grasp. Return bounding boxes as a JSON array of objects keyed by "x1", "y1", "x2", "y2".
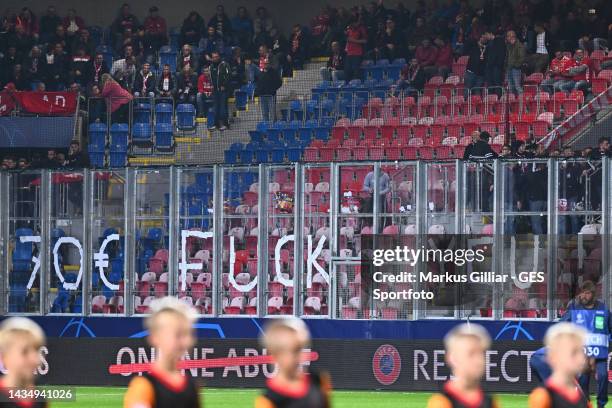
[{"x1": 54, "y1": 387, "x2": 533, "y2": 407}]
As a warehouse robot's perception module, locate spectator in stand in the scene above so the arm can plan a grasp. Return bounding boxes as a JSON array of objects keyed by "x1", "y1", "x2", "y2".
[
  {"x1": 70, "y1": 82, "x2": 86, "y2": 107},
  {"x1": 39, "y1": 5, "x2": 61, "y2": 45},
  {"x1": 111, "y1": 4, "x2": 139, "y2": 50},
  {"x1": 44, "y1": 42, "x2": 68, "y2": 91},
  {"x1": 23, "y1": 46, "x2": 44, "y2": 84},
  {"x1": 41, "y1": 149, "x2": 59, "y2": 169},
  {"x1": 114, "y1": 56, "x2": 136, "y2": 91},
  {"x1": 87, "y1": 53, "x2": 108, "y2": 87},
  {"x1": 116, "y1": 27, "x2": 141, "y2": 62},
  {"x1": 35, "y1": 81, "x2": 46, "y2": 92},
  {"x1": 406, "y1": 17, "x2": 431, "y2": 53},
  {"x1": 415, "y1": 38, "x2": 439, "y2": 78},
  {"x1": 180, "y1": 11, "x2": 205, "y2": 47},
  {"x1": 143, "y1": 6, "x2": 167, "y2": 54},
  {"x1": 49, "y1": 24, "x2": 68, "y2": 54},
  {"x1": 320, "y1": 41, "x2": 345, "y2": 82},
  {"x1": 231, "y1": 7, "x2": 253, "y2": 52},
  {"x1": 270, "y1": 27, "x2": 290, "y2": 77},
  {"x1": 15, "y1": 8, "x2": 39, "y2": 42},
  {"x1": 8, "y1": 65, "x2": 28, "y2": 90},
  {"x1": 246, "y1": 44, "x2": 276, "y2": 83},
  {"x1": 563, "y1": 49, "x2": 591, "y2": 93},
  {"x1": 287, "y1": 24, "x2": 308, "y2": 72},
  {"x1": 66, "y1": 141, "x2": 89, "y2": 168},
  {"x1": 590, "y1": 137, "x2": 609, "y2": 160},
  {"x1": 196, "y1": 66, "x2": 213, "y2": 118},
  {"x1": 110, "y1": 45, "x2": 133, "y2": 77},
  {"x1": 88, "y1": 84, "x2": 105, "y2": 122},
  {"x1": 17, "y1": 158, "x2": 29, "y2": 170},
  {"x1": 176, "y1": 65, "x2": 197, "y2": 106},
  {"x1": 69, "y1": 46, "x2": 91, "y2": 87},
  {"x1": 63, "y1": 9, "x2": 85, "y2": 40},
  {"x1": 72, "y1": 29, "x2": 95, "y2": 58},
  {"x1": 374, "y1": 18, "x2": 403, "y2": 61},
  {"x1": 433, "y1": 36, "x2": 453, "y2": 77},
  {"x1": 1, "y1": 46, "x2": 22, "y2": 84},
  {"x1": 344, "y1": 17, "x2": 368, "y2": 82},
  {"x1": 394, "y1": 57, "x2": 426, "y2": 95},
  {"x1": 10, "y1": 25, "x2": 34, "y2": 56},
  {"x1": 505, "y1": 30, "x2": 525, "y2": 95},
  {"x1": 100, "y1": 73, "x2": 133, "y2": 123},
  {"x1": 528, "y1": 22, "x2": 555, "y2": 74},
  {"x1": 255, "y1": 58, "x2": 282, "y2": 122},
  {"x1": 156, "y1": 64, "x2": 177, "y2": 99},
  {"x1": 465, "y1": 131, "x2": 497, "y2": 160},
  {"x1": 463, "y1": 33, "x2": 489, "y2": 98},
  {"x1": 209, "y1": 51, "x2": 230, "y2": 130},
  {"x1": 133, "y1": 62, "x2": 156, "y2": 97},
  {"x1": 558, "y1": 146, "x2": 582, "y2": 235},
  {"x1": 540, "y1": 50, "x2": 572, "y2": 93},
  {"x1": 310, "y1": 6, "x2": 332, "y2": 54},
  {"x1": 208, "y1": 5, "x2": 232, "y2": 42},
  {"x1": 198, "y1": 26, "x2": 224, "y2": 66},
  {"x1": 176, "y1": 44, "x2": 198, "y2": 74},
  {"x1": 228, "y1": 47, "x2": 245, "y2": 94},
  {"x1": 253, "y1": 7, "x2": 276, "y2": 49},
  {"x1": 485, "y1": 29, "x2": 506, "y2": 95}
]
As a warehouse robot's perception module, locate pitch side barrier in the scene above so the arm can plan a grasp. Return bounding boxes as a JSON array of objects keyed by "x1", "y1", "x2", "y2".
[{"x1": 0, "y1": 158, "x2": 610, "y2": 319}]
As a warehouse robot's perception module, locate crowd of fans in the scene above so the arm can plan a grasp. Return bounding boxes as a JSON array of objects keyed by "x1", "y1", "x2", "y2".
[{"x1": 0, "y1": 0, "x2": 611, "y2": 160}]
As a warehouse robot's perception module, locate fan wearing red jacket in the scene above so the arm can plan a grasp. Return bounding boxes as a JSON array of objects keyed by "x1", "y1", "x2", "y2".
[
  {"x1": 197, "y1": 67, "x2": 213, "y2": 118},
  {"x1": 562, "y1": 49, "x2": 592, "y2": 93},
  {"x1": 541, "y1": 51, "x2": 573, "y2": 93}
]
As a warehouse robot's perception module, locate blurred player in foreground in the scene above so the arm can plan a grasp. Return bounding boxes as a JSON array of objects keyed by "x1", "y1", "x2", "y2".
[
  {"x1": 124, "y1": 296, "x2": 200, "y2": 408},
  {"x1": 427, "y1": 323, "x2": 500, "y2": 408},
  {"x1": 255, "y1": 317, "x2": 331, "y2": 408},
  {"x1": 0, "y1": 317, "x2": 47, "y2": 408},
  {"x1": 528, "y1": 322, "x2": 591, "y2": 408}
]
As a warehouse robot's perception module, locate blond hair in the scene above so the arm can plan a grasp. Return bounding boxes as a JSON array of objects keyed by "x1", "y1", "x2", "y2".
[
  {"x1": 444, "y1": 323, "x2": 491, "y2": 351},
  {"x1": 0, "y1": 317, "x2": 46, "y2": 352},
  {"x1": 144, "y1": 296, "x2": 198, "y2": 332},
  {"x1": 544, "y1": 322, "x2": 587, "y2": 348},
  {"x1": 261, "y1": 317, "x2": 311, "y2": 351}
]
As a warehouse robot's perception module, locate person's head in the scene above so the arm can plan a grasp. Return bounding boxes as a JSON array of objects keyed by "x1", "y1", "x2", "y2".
[
  {"x1": 562, "y1": 146, "x2": 574, "y2": 158},
  {"x1": 470, "y1": 130, "x2": 480, "y2": 143},
  {"x1": 500, "y1": 144, "x2": 511, "y2": 156},
  {"x1": 579, "y1": 280, "x2": 597, "y2": 306},
  {"x1": 293, "y1": 24, "x2": 302, "y2": 35},
  {"x1": 17, "y1": 158, "x2": 29, "y2": 169},
  {"x1": 31, "y1": 45, "x2": 41, "y2": 58},
  {"x1": 100, "y1": 73, "x2": 113, "y2": 86},
  {"x1": 124, "y1": 45, "x2": 133, "y2": 57},
  {"x1": 211, "y1": 51, "x2": 221, "y2": 64},
  {"x1": 149, "y1": 6, "x2": 159, "y2": 17},
  {"x1": 69, "y1": 82, "x2": 80, "y2": 93},
  {"x1": 479, "y1": 131, "x2": 491, "y2": 142},
  {"x1": 553, "y1": 50, "x2": 562, "y2": 60},
  {"x1": 386, "y1": 19, "x2": 395, "y2": 30},
  {"x1": 534, "y1": 22, "x2": 545, "y2": 33},
  {"x1": 55, "y1": 24, "x2": 65, "y2": 37},
  {"x1": 575, "y1": 48, "x2": 584, "y2": 61},
  {"x1": 598, "y1": 137, "x2": 609, "y2": 151},
  {"x1": 256, "y1": 6, "x2": 267, "y2": 18},
  {"x1": 54, "y1": 42, "x2": 63, "y2": 55},
  {"x1": 0, "y1": 317, "x2": 45, "y2": 385},
  {"x1": 162, "y1": 64, "x2": 171, "y2": 76},
  {"x1": 258, "y1": 45, "x2": 268, "y2": 58},
  {"x1": 409, "y1": 57, "x2": 418, "y2": 66},
  {"x1": 126, "y1": 56, "x2": 136, "y2": 68},
  {"x1": 331, "y1": 41, "x2": 340, "y2": 54},
  {"x1": 145, "y1": 297, "x2": 197, "y2": 363},
  {"x1": 582, "y1": 147, "x2": 592, "y2": 157},
  {"x1": 5, "y1": 157, "x2": 16, "y2": 169},
  {"x1": 216, "y1": 4, "x2": 225, "y2": 16},
  {"x1": 46, "y1": 5, "x2": 57, "y2": 16},
  {"x1": 421, "y1": 38, "x2": 431, "y2": 48},
  {"x1": 182, "y1": 44, "x2": 191, "y2": 55},
  {"x1": 69, "y1": 141, "x2": 81, "y2": 155},
  {"x1": 67, "y1": 8, "x2": 76, "y2": 19},
  {"x1": 188, "y1": 11, "x2": 199, "y2": 22},
  {"x1": 549, "y1": 149, "x2": 560, "y2": 157},
  {"x1": 444, "y1": 323, "x2": 490, "y2": 384},
  {"x1": 535, "y1": 143, "x2": 546, "y2": 156},
  {"x1": 261, "y1": 317, "x2": 310, "y2": 377},
  {"x1": 94, "y1": 53, "x2": 104, "y2": 65},
  {"x1": 36, "y1": 82, "x2": 46, "y2": 92},
  {"x1": 237, "y1": 6, "x2": 247, "y2": 18},
  {"x1": 142, "y1": 62, "x2": 150, "y2": 74},
  {"x1": 121, "y1": 3, "x2": 131, "y2": 17},
  {"x1": 56, "y1": 152, "x2": 65, "y2": 163},
  {"x1": 506, "y1": 30, "x2": 517, "y2": 44},
  {"x1": 207, "y1": 26, "x2": 216, "y2": 37},
  {"x1": 544, "y1": 322, "x2": 587, "y2": 378},
  {"x1": 434, "y1": 36, "x2": 446, "y2": 47},
  {"x1": 75, "y1": 46, "x2": 86, "y2": 57}
]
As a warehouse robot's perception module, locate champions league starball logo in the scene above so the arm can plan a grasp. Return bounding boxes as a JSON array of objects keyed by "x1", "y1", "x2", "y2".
[{"x1": 372, "y1": 344, "x2": 401, "y2": 385}]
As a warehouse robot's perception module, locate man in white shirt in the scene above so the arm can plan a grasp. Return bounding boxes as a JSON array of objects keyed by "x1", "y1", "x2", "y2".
[{"x1": 530, "y1": 22, "x2": 553, "y2": 73}]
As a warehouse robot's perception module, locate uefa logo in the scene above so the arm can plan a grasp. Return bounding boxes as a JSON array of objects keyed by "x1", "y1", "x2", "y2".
[{"x1": 372, "y1": 344, "x2": 401, "y2": 385}]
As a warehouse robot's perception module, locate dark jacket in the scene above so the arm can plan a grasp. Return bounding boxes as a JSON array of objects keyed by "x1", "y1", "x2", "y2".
[
  {"x1": 466, "y1": 140, "x2": 498, "y2": 160},
  {"x1": 485, "y1": 35, "x2": 506, "y2": 69},
  {"x1": 155, "y1": 72, "x2": 177, "y2": 96},
  {"x1": 326, "y1": 52, "x2": 345, "y2": 71},
  {"x1": 465, "y1": 40, "x2": 488, "y2": 76},
  {"x1": 210, "y1": 60, "x2": 231, "y2": 91},
  {"x1": 66, "y1": 151, "x2": 89, "y2": 168},
  {"x1": 133, "y1": 70, "x2": 156, "y2": 95},
  {"x1": 177, "y1": 73, "x2": 198, "y2": 96},
  {"x1": 255, "y1": 67, "x2": 282, "y2": 96}
]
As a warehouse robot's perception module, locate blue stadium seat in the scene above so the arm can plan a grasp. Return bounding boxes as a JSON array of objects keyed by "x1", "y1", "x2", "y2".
[
  {"x1": 235, "y1": 87, "x2": 248, "y2": 110},
  {"x1": 155, "y1": 103, "x2": 173, "y2": 124},
  {"x1": 110, "y1": 123, "x2": 129, "y2": 150},
  {"x1": 109, "y1": 152, "x2": 126, "y2": 167},
  {"x1": 88, "y1": 123, "x2": 107, "y2": 151},
  {"x1": 132, "y1": 123, "x2": 152, "y2": 144},
  {"x1": 159, "y1": 47, "x2": 177, "y2": 72},
  {"x1": 134, "y1": 103, "x2": 152, "y2": 124},
  {"x1": 287, "y1": 147, "x2": 302, "y2": 162},
  {"x1": 238, "y1": 149, "x2": 253, "y2": 164},
  {"x1": 271, "y1": 148, "x2": 285, "y2": 163},
  {"x1": 255, "y1": 149, "x2": 270, "y2": 163},
  {"x1": 224, "y1": 150, "x2": 238, "y2": 164},
  {"x1": 155, "y1": 123, "x2": 173, "y2": 149},
  {"x1": 176, "y1": 104, "x2": 196, "y2": 130}
]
